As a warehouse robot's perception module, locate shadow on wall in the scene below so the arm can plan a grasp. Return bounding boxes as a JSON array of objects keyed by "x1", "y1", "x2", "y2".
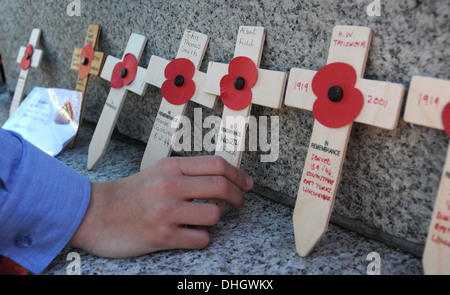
[{"x1": 0, "y1": 49, "x2": 7, "y2": 89}]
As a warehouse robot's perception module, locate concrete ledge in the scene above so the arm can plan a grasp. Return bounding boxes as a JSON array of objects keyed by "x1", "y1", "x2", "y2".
[{"x1": 0, "y1": 94, "x2": 422, "y2": 275}]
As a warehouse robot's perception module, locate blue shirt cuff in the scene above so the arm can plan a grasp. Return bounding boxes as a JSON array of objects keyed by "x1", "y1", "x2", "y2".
[{"x1": 0, "y1": 129, "x2": 91, "y2": 274}]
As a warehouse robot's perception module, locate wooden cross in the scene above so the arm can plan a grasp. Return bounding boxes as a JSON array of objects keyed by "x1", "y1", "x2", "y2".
[
  {"x1": 9, "y1": 28, "x2": 43, "y2": 116},
  {"x1": 69, "y1": 24, "x2": 105, "y2": 148},
  {"x1": 284, "y1": 25, "x2": 405, "y2": 257},
  {"x1": 204, "y1": 26, "x2": 287, "y2": 209},
  {"x1": 87, "y1": 33, "x2": 148, "y2": 170},
  {"x1": 140, "y1": 30, "x2": 217, "y2": 170},
  {"x1": 403, "y1": 76, "x2": 450, "y2": 275}
]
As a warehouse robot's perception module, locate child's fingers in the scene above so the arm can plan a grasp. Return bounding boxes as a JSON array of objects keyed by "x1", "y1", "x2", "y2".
[{"x1": 174, "y1": 156, "x2": 254, "y2": 191}]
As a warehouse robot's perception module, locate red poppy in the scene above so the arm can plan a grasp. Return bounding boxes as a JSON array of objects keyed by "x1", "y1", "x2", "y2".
[
  {"x1": 161, "y1": 58, "x2": 196, "y2": 105},
  {"x1": 312, "y1": 62, "x2": 364, "y2": 128},
  {"x1": 78, "y1": 44, "x2": 94, "y2": 79},
  {"x1": 442, "y1": 102, "x2": 450, "y2": 138},
  {"x1": 21, "y1": 45, "x2": 34, "y2": 70},
  {"x1": 220, "y1": 56, "x2": 258, "y2": 110},
  {"x1": 110, "y1": 53, "x2": 138, "y2": 89}
]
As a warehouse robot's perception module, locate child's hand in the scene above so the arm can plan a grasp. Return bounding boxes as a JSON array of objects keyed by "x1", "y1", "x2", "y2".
[{"x1": 69, "y1": 156, "x2": 254, "y2": 258}]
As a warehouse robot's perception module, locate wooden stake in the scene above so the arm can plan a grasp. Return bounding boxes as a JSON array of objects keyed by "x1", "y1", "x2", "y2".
[
  {"x1": 68, "y1": 24, "x2": 105, "y2": 148},
  {"x1": 87, "y1": 33, "x2": 148, "y2": 170},
  {"x1": 284, "y1": 26, "x2": 405, "y2": 257},
  {"x1": 404, "y1": 76, "x2": 450, "y2": 275},
  {"x1": 10, "y1": 28, "x2": 43, "y2": 116},
  {"x1": 204, "y1": 26, "x2": 287, "y2": 209},
  {"x1": 140, "y1": 30, "x2": 217, "y2": 170}
]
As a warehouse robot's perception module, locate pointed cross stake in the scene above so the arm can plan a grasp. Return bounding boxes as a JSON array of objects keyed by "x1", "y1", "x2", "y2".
[
  {"x1": 87, "y1": 33, "x2": 148, "y2": 170},
  {"x1": 204, "y1": 26, "x2": 287, "y2": 209},
  {"x1": 10, "y1": 28, "x2": 43, "y2": 116},
  {"x1": 140, "y1": 30, "x2": 217, "y2": 170},
  {"x1": 284, "y1": 25, "x2": 405, "y2": 257},
  {"x1": 68, "y1": 24, "x2": 105, "y2": 148},
  {"x1": 404, "y1": 76, "x2": 450, "y2": 275}
]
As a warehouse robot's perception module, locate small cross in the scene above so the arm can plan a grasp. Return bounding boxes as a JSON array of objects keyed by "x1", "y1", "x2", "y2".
[
  {"x1": 68, "y1": 24, "x2": 105, "y2": 148},
  {"x1": 9, "y1": 28, "x2": 43, "y2": 116},
  {"x1": 204, "y1": 26, "x2": 287, "y2": 210},
  {"x1": 284, "y1": 25, "x2": 405, "y2": 257},
  {"x1": 404, "y1": 76, "x2": 450, "y2": 275},
  {"x1": 140, "y1": 30, "x2": 217, "y2": 170},
  {"x1": 87, "y1": 33, "x2": 148, "y2": 170}
]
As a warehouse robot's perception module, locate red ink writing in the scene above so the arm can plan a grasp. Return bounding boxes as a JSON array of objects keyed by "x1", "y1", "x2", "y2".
[
  {"x1": 419, "y1": 92, "x2": 439, "y2": 108},
  {"x1": 302, "y1": 186, "x2": 331, "y2": 202},
  {"x1": 294, "y1": 81, "x2": 309, "y2": 93},
  {"x1": 333, "y1": 40, "x2": 367, "y2": 49},
  {"x1": 311, "y1": 154, "x2": 331, "y2": 166},
  {"x1": 434, "y1": 222, "x2": 450, "y2": 234},
  {"x1": 334, "y1": 31, "x2": 367, "y2": 48},
  {"x1": 311, "y1": 163, "x2": 320, "y2": 171},
  {"x1": 437, "y1": 211, "x2": 449, "y2": 222},
  {"x1": 322, "y1": 166, "x2": 332, "y2": 177},
  {"x1": 315, "y1": 183, "x2": 332, "y2": 194},
  {"x1": 431, "y1": 234, "x2": 450, "y2": 248},
  {"x1": 301, "y1": 156, "x2": 336, "y2": 202},
  {"x1": 303, "y1": 178, "x2": 314, "y2": 186},
  {"x1": 338, "y1": 31, "x2": 354, "y2": 38},
  {"x1": 306, "y1": 171, "x2": 335, "y2": 186},
  {"x1": 368, "y1": 95, "x2": 388, "y2": 108}
]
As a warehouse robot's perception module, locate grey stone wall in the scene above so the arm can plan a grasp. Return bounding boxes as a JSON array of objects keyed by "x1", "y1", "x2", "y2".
[{"x1": 1, "y1": 0, "x2": 449, "y2": 253}]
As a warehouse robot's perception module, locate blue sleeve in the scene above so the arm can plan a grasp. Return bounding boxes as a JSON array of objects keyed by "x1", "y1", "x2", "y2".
[{"x1": 0, "y1": 127, "x2": 91, "y2": 274}]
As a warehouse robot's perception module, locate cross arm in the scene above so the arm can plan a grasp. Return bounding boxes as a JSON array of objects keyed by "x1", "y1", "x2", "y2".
[
  {"x1": 146, "y1": 55, "x2": 169, "y2": 88},
  {"x1": 404, "y1": 76, "x2": 450, "y2": 130},
  {"x1": 204, "y1": 61, "x2": 228, "y2": 95},
  {"x1": 16, "y1": 46, "x2": 43, "y2": 68},
  {"x1": 205, "y1": 61, "x2": 286, "y2": 109},
  {"x1": 285, "y1": 68, "x2": 404, "y2": 130},
  {"x1": 99, "y1": 33, "x2": 148, "y2": 95},
  {"x1": 146, "y1": 55, "x2": 217, "y2": 109},
  {"x1": 252, "y1": 68, "x2": 286, "y2": 109},
  {"x1": 355, "y1": 78, "x2": 405, "y2": 130},
  {"x1": 70, "y1": 48, "x2": 105, "y2": 76},
  {"x1": 16, "y1": 28, "x2": 43, "y2": 68},
  {"x1": 101, "y1": 55, "x2": 147, "y2": 95},
  {"x1": 284, "y1": 68, "x2": 318, "y2": 111}
]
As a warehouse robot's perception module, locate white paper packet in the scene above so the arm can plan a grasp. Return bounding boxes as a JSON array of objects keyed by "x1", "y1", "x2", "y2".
[{"x1": 3, "y1": 87, "x2": 82, "y2": 156}]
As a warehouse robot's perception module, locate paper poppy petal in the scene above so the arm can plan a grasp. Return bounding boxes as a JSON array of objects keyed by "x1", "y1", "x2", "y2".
[
  {"x1": 122, "y1": 53, "x2": 138, "y2": 86},
  {"x1": 165, "y1": 58, "x2": 195, "y2": 81},
  {"x1": 228, "y1": 56, "x2": 258, "y2": 88},
  {"x1": 21, "y1": 45, "x2": 33, "y2": 70},
  {"x1": 78, "y1": 44, "x2": 95, "y2": 79},
  {"x1": 442, "y1": 102, "x2": 450, "y2": 138},
  {"x1": 162, "y1": 79, "x2": 196, "y2": 105},
  {"x1": 312, "y1": 63, "x2": 358, "y2": 99},
  {"x1": 110, "y1": 62, "x2": 125, "y2": 89},
  {"x1": 313, "y1": 86, "x2": 364, "y2": 128},
  {"x1": 220, "y1": 74, "x2": 253, "y2": 110},
  {"x1": 312, "y1": 62, "x2": 364, "y2": 128}
]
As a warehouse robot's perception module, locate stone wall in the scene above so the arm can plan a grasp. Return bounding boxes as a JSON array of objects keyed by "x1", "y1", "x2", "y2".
[{"x1": 1, "y1": 0, "x2": 449, "y2": 254}]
